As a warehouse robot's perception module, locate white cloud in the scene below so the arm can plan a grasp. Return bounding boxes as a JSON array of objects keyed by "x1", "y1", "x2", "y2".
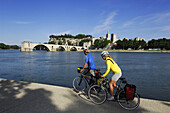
[
  {"x1": 154, "y1": 12, "x2": 170, "y2": 23},
  {"x1": 122, "y1": 12, "x2": 170, "y2": 28},
  {"x1": 122, "y1": 21, "x2": 134, "y2": 28},
  {"x1": 91, "y1": 12, "x2": 117, "y2": 35},
  {"x1": 13, "y1": 21, "x2": 32, "y2": 24}
]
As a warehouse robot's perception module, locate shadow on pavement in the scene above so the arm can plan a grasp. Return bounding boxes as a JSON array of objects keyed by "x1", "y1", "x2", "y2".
[
  {"x1": 0, "y1": 79, "x2": 150, "y2": 113},
  {"x1": 0, "y1": 79, "x2": 57, "y2": 113},
  {"x1": 69, "y1": 89, "x2": 149, "y2": 113},
  {"x1": 162, "y1": 102, "x2": 170, "y2": 107}
]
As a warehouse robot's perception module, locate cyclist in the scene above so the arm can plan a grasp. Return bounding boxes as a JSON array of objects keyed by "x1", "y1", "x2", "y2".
[
  {"x1": 101, "y1": 51, "x2": 122, "y2": 100},
  {"x1": 80, "y1": 49, "x2": 96, "y2": 84}
]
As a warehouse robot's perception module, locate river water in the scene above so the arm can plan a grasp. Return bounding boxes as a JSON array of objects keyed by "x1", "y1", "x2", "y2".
[{"x1": 0, "y1": 49, "x2": 170, "y2": 101}]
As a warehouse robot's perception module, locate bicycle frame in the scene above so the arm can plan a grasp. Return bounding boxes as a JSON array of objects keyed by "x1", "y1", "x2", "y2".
[
  {"x1": 79, "y1": 74, "x2": 90, "y2": 86},
  {"x1": 79, "y1": 69, "x2": 100, "y2": 86},
  {"x1": 99, "y1": 77, "x2": 127, "y2": 97}
]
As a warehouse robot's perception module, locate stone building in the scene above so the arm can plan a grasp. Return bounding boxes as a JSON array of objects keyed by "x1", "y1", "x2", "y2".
[
  {"x1": 100, "y1": 36, "x2": 105, "y2": 40},
  {"x1": 134, "y1": 37, "x2": 144, "y2": 41},
  {"x1": 83, "y1": 41, "x2": 91, "y2": 49}
]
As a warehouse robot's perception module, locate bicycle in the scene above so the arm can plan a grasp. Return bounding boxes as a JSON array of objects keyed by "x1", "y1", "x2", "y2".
[
  {"x1": 88, "y1": 77, "x2": 140, "y2": 110},
  {"x1": 73, "y1": 67, "x2": 100, "y2": 92}
]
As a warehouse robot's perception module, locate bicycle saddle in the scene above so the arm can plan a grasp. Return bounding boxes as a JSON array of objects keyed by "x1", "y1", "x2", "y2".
[
  {"x1": 119, "y1": 77, "x2": 127, "y2": 83},
  {"x1": 95, "y1": 69, "x2": 100, "y2": 71},
  {"x1": 119, "y1": 77, "x2": 125, "y2": 80}
]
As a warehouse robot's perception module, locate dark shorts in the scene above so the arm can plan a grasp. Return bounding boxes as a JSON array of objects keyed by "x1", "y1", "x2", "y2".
[{"x1": 83, "y1": 68, "x2": 95, "y2": 76}]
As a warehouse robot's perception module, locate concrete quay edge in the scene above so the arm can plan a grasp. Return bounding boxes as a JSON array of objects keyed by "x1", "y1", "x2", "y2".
[{"x1": 0, "y1": 78, "x2": 170, "y2": 113}]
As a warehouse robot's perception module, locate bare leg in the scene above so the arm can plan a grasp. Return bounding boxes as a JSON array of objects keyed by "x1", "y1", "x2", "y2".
[{"x1": 109, "y1": 80, "x2": 118, "y2": 96}]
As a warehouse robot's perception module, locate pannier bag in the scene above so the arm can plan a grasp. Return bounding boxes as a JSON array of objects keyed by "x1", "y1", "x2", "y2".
[{"x1": 124, "y1": 84, "x2": 136, "y2": 100}]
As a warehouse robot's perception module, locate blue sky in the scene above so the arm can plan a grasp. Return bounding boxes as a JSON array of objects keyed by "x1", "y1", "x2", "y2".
[{"x1": 0, "y1": 0, "x2": 170, "y2": 45}]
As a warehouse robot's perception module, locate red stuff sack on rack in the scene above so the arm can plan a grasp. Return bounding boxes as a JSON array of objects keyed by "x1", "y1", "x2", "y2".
[
  {"x1": 124, "y1": 84, "x2": 136, "y2": 100},
  {"x1": 95, "y1": 72, "x2": 102, "y2": 78}
]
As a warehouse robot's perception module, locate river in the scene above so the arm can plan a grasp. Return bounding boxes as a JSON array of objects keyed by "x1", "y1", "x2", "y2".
[{"x1": 0, "y1": 49, "x2": 170, "y2": 101}]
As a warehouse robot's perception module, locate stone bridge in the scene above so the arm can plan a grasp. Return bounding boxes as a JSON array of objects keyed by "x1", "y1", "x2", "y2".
[{"x1": 21, "y1": 42, "x2": 83, "y2": 52}]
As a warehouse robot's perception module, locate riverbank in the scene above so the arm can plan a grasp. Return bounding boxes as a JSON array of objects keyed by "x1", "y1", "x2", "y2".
[
  {"x1": 0, "y1": 78, "x2": 169, "y2": 113},
  {"x1": 89, "y1": 49, "x2": 170, "y2": 53}
]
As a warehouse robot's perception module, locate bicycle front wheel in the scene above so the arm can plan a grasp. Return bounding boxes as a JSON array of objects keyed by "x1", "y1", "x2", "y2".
[
  {"x1": 88, "y1": 85, "x2": 106, "y2": 105},
  {"x1": 117, "y1": 90, "x2": 140, "y2": 110},
  {"x1": 73, "y1": 76, "x2": 87, "y2": 92}
]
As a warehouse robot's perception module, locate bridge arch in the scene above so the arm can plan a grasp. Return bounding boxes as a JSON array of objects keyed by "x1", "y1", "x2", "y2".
[
  {"x1": 32, "y1": 44, "x2": 50, "y2": 51},
  {"x1": 59, "y1": 46, "x2": 66, "y2": 51},
  {"x1": 70, "y1": 47, "x2": 77, "y2": 51}
]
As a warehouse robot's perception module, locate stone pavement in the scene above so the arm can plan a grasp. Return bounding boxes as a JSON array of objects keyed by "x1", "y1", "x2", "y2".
[{"x1": 0, "y1": 78, "x2": 170, "y2": 113}]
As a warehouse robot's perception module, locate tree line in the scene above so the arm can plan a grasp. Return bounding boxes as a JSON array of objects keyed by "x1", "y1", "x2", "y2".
[
  {"x1": 49, "y1": 34, "x2": 92, "y2": 39},
  {"x1": 0, "y1": 43, "x2": 20, "y2": 49},
  {"x1": 147, "y1": 38, "x2": 170, "y2": 50},
  {"x1": 114, "y1": 38, "x2": 170, "y2": 50},
  {"x1": 115, "y1": 39, "x2": 146, "y2": 50}
]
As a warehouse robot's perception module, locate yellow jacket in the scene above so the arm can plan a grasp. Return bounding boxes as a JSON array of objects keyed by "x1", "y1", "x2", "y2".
[{"x1": 102, "y1": 57, "x2": 121, "y2": 77}]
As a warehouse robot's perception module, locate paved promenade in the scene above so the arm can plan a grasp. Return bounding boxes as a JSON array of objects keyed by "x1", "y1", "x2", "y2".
[{"x1": 0, "y1": 78, "x2": 170, "y2": 113}]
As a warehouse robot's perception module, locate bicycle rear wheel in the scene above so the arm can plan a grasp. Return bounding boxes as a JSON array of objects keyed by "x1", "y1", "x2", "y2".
[
  {"x1": 73, "y1": 76, "x2": 87, "y2": 92},
  {"x1": 88, "y1": 85, "x2": 106, "y2": 105},
  {"x1": 117, "y1": 90, "x2": 140, "y2": 110}
]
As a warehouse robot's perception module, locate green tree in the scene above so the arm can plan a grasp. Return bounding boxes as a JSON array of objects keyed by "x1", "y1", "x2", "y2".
[
  {"x1": 148, "y1": 39, "x2": 159, "y2": 48},
  {"x1": 75, "y1": 34, "x2": 86, "y2": 39},
  {"x1": 58, "y1": 40, "x2": 62, "y2": 45},
  {"x1": 115, "y1": 40, "x2": 123, "y2": 49},
  {"x1": 48, "y1": 41, "x2": 56, "y2": 44},
  {"x1": 0, "y1": 43, "x2": 19, "y2": 49},
  {"x1": 0, "y1": 43, "x2": 7, "y2": 49},
  {"x1": 67, "y1": 40, "x2": 72, "y2": 45},
  {"x1": 94, "y1": 39, "x2": 101, "y2": 49},
  {"x1": 10, "y1": 45, "x2": 19, "y2": 49},
  {"x1": 148, "y1": 38, "x2": 170, "y2": 50},
  {"x1": 158, "y1": 38, "x2": 166, "y2": 49},
  {"x1": 101, "y1": 40, "x2": 111, "y2": 48},
  {"x1": 128, "y1": 39, "x2": 134, "y2": 49},
  {"x1": 139, "y1": 40, "x2": 146, "y2": 49},
  {"x1": 122, "y1": 38, "x2": 128, "y2": 49},
  {"x1": 86, "y1": 35, "x2": 92, "y2": 38},
  {"x1": 94, "y1": 39, "x2": 111, "y2": 49},
  {"x1": 165, "y1": 39, "x2": 170, "y2": 49}
]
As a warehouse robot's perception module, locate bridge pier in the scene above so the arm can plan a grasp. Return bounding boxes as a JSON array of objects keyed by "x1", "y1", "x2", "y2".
[{"x1": 21, "y1": 42, "x2": 33, "y2": 52}]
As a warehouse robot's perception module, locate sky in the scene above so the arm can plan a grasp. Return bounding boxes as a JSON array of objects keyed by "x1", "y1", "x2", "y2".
[{"x1": 0, "y1": 0, "x2": 170, "y2": 45}]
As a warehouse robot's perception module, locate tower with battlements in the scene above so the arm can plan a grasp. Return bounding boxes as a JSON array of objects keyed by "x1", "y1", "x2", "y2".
[
  {"x1": 106, "y1": 30, "x2": 111, "y2": 40},
  {"x1": 111, "y1": 33, "x2": 117, "y2": 43}
]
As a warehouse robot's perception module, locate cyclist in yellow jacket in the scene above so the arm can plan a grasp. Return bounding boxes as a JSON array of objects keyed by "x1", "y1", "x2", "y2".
[{"x1": 101, "y1": 51, "x2": 122, "y2": 100}]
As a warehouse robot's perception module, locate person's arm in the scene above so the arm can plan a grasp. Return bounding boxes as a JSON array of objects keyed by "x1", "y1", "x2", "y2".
[
  {"x1": 82, "y1": 63, "x2": 87, "y2": 70},
  {"x1": 102, "y1": 60, "x2": 111, "y2": 77},
  {"x1": 81, "y1": 56, "x2": 88, "y2": 72}
]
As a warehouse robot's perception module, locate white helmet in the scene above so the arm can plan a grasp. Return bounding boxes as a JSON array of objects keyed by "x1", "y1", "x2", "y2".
[{"x1": 101, "y1": 51, "x2": 109, "y2": 57}]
